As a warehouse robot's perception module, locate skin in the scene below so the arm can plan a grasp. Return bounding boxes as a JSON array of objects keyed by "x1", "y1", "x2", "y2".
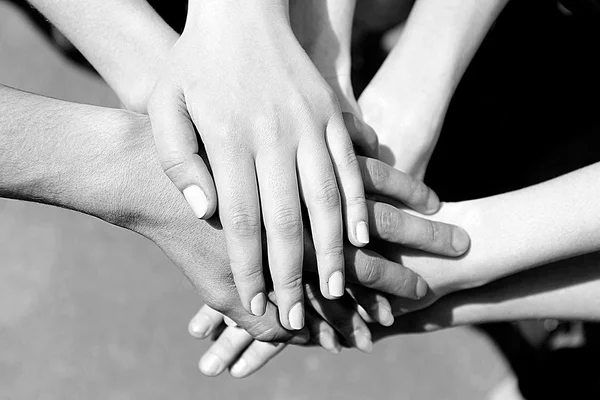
[
  {"x1": 0, "y1": 83, "x2": 470, "y2": 344},
  {"x1": 148, "y1": 0, "x2": 374, "y2": 329},
  {"x1": 359, "y1": 0, "x2": 511, "y2": 179},
  {"x1": 20, "y1": 0, "x2": 476, "y2": 341}
]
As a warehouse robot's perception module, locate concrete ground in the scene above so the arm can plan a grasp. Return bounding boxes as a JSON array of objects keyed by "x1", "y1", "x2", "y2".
[{"x1": 0, "y1": 2, "x2": 513, "y2": 399}]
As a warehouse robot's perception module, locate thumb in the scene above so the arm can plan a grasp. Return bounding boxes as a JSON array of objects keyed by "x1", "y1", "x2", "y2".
[
  {"x1": 148, "y1": 83, "x2": 217, "y2": 219},
  {"x1": 343, "y1": 112, "x2": 380, "y2": 159}
]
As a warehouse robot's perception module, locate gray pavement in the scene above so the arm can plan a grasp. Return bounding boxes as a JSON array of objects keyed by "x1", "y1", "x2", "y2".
[{"x1": 0, "y1": 3, "x2": 512, "y2": 399}]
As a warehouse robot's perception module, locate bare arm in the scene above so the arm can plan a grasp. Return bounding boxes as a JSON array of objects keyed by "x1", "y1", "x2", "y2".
[
  {"x1": 0, "y1": 83, "x2": 311, "y2": 343},
  {"x1": 290, "y1": 0, "x2": 359, "y2": 115},
  {"x1": 374, "y1": 251, "x2": 600, "y2": 341},
  {"x1": 359, "y1": 0, "x2": 510, "y2": 177},
  {"x1": 379, "y1": 161, "x2": 600, "y2": 315},
  {"x1": 26, "y1": 0, "x2": 177, "y2": 112}
]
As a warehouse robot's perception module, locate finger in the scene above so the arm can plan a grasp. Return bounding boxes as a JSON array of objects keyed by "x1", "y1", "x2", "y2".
[
  {"x1": 256, "y1": 154, "x2": 305, "y2": 330},
  {"x1": 344, "y1": 245, "x2": 428, "y2": 299},
  {"x1": 305, "y1": 307, "x2": 342, "y2": 354},
  {"x1": 303, "y1": 240, "x2": 428, "y2": 299},
  {"x1": 148, "y1": 82, "x2": 217, "y2": 219},
  {"x1": 343, "y1": 113, "x2": 380, "y2": 159},
  {"x1": 326, "y1": 114, "x2": 370, "y2": 248},
  {"x1": 228, "y1": 299, "x2": 311, "y2": 345},
  {"x1": 213, "y1": 153, "x2": 267, "y2": 317},
  {"x1": 229, "y1": 341, "x2": 287, "y2": 378},
  {"x1": 358, "y1": 156, "x2": 440, "y2": 214},
  {"x1": 199, "y1": 326, "x2": 252, "y2": 377},
  {"x1": 369, "y1": 201, "x2": 471, "y2": 256},
  {"x1": 297, "y1": 138, "x2": 345, "y2": 300},
  {"x1": 189, "y1": 304, "x2": 225, "y2": 339},
  {"x1": 346, "y1": 284, "x2": 394, "y2": 327},
  {"x1": 304, "y1": 283, "x2": 373, "y2": 354}
]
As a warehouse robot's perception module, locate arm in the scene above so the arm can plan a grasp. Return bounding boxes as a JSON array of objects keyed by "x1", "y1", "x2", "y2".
[
  {"x1": 375, "y1": 251, "x2": 600, "y2": 339},
  {"x1": 381, "y1": 161, "x2": 600, "y2": 314},
  {"x1": 0, "y1": 84, "x2": 308, "y2": 344},
  {"x1": 290, "y1": 0, "x2": 359, "y2": 116},
  {"x1": 0, "y1": 84, "x2": 466, "y2": 341},
  {"x1": 359, "y1": 0, "x2": 510, "y2": 178},
  {"x1": 26, "y1": 0, "x2": 177, "y2": 112}
]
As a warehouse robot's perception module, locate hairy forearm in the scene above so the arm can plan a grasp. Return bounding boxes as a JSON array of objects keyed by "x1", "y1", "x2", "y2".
[
  {"x1": 0, "y1": 84, "x2": 186, "y2": 232},
  {"x1": 27, "y1": 0, "x2": 178, "y2": 112}
]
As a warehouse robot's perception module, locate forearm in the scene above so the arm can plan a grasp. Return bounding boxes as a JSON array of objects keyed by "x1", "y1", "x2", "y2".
[
  {"x1": 396, "y1": 162, "x2": 600, "y2": 296},
  {"x1": 290, "y1": 0, "x2": 355, "y2": 75},
  {"x1": 0, "y1": 84, "x2": 184, "y2": 231},
  {"x1": 27, "y1": 0, "x2": 178, "y2": 112},
  {"x1": 450, "y1": 252, "x2": 600, "y2": 324},
  {"x1": 376, "y1": 252, "x2": 600, "y2": 341},
  {"x1": 289, "y1": 0, "x2": 358, "y2": 114},
  {"x1": 360, "y1": 0, "x2": 509, "y2": 171}
]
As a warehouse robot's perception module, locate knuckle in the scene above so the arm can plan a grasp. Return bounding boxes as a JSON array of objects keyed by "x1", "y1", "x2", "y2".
[
  {"x1": 319, "y1": 87, "x2": 339, "y2": 111},
  {"x1": 362, "y1": 258, "x2": 382, "y2": 286},
  {"x1": 218, "y1": 334, "x2": 236, "y2": 352},
  {"x1": 203, "y1": 293, "x2": 236, "y2": 315},
  {"x1": 390, "y1": 271, "x2": 416, "y2": 297},
  {"x1": 320, "y1": 242, "x2": 345, "y2": 262},
  {"x1": 252, "y1": 113, "x2": 284, "y2": 144},
  {"x1": 251, "y1": 325, "x2": 280, "y2": 343},
  {"x1": 339, "y1": 147, "x2": 360, "y2": 172},
  {"x1": 233, "y1": 264, "x2": 264, "y2": 287},
  {"x1": 228, "y1": 209, "x2": 261, "y2": 237},
  {"x1": 425, "y1": 220, "x2": 441, "y2": 246},
  {"x1": 160, "y1": 156, "x2": 188, "y2": 181},
  {"x1": 375, "y1": 206, "x2": 400, "y2": 239},
  {"x1": 408, "y1": 179, "x2": 431, "y2": 206},
  {"x1": 367, "y1": 160, "x2": 388, "y2": 189},
  {"x1": 270, "y1": 208, "x2": 303, "y2": 238},
  {"x1": 344, "y1": 194, "x2": 366, "y2": 209},
  {"x1": 313, "y1": 179, "x2": 341, "y2": 208},
  {"x1": 275, "y1": 270, "x2": 304, "y2": 293}
]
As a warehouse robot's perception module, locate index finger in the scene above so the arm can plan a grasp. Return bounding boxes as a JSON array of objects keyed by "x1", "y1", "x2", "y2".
[{"x1": 358, "y1": 156, "x2": 439, "y2": 214}]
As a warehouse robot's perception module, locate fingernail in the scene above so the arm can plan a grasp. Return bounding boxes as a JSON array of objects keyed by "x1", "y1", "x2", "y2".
[
  {"x1": 426, "y1": 192, "x2": 440, "y2": 213},
  {"x1": 250, "y1": 293, "x2": 267, "y2": 316},
  {"x1": 452, "y1": 228, "x2": 470, "y2": 253},
  {"x1": 288, "y1": 303, "x2": 304, "y2": 330},
  {"x1": 328, "y1": 271, "x2": 345, "y2": 298},
  {"x1": 183, "y1": 185, "x2": 208, "y2": 219},
  {"x1": 189, "y1": 314, "x2": 212, "y2": 338},
  {"x1": 199, "y1": 354, "x2": 222, "y2": 376},
  {"x1": 352, "y1": 329, "x2": 373, "y2": 354},
  {"x1": 318, "y1": 331, "x2": 341, "y2": 354},
  {"x1": 287, "y1": 330, "x2": 310, "y2": 345},
  {"x1": 377, "y1": 304, "x2": 395, "y2": 327},
  {"x1": 224, "y1": 316, "x2": 237, "y2": 327},
  {"x1": 416, "y1": 277, "x2": 428, "y2": 299},
  {"x1": 356, "y1": 221, "x2": 370, "y2": 245},
  {"x1": 230, "y1": 358, "x2": 247, "y2": 377}
]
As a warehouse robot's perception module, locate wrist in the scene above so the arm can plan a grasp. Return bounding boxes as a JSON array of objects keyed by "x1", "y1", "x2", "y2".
[{"x1": 187, "y1": 0, "x2": 289, "y2": 27}]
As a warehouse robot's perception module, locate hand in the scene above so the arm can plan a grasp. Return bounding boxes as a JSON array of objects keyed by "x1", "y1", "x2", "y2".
[
  {"x1": 190, "y1": 279, "x2": 383, "y2": 378},
  {"x1": 102, "y1": 110, "x2": 313, "y2": 345},
  {"x1": 290, "y1": 0, "x2": 381, "y2": 161},
  {"x1": 148, "y1": 0, "x2": 370, "y2": 330},
  {"x1": 358, "y1": 69, "x2": 450, "y2": 180},
  {"x1": 100, "y1": 110, "x2": 469, "y2": 343}
]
